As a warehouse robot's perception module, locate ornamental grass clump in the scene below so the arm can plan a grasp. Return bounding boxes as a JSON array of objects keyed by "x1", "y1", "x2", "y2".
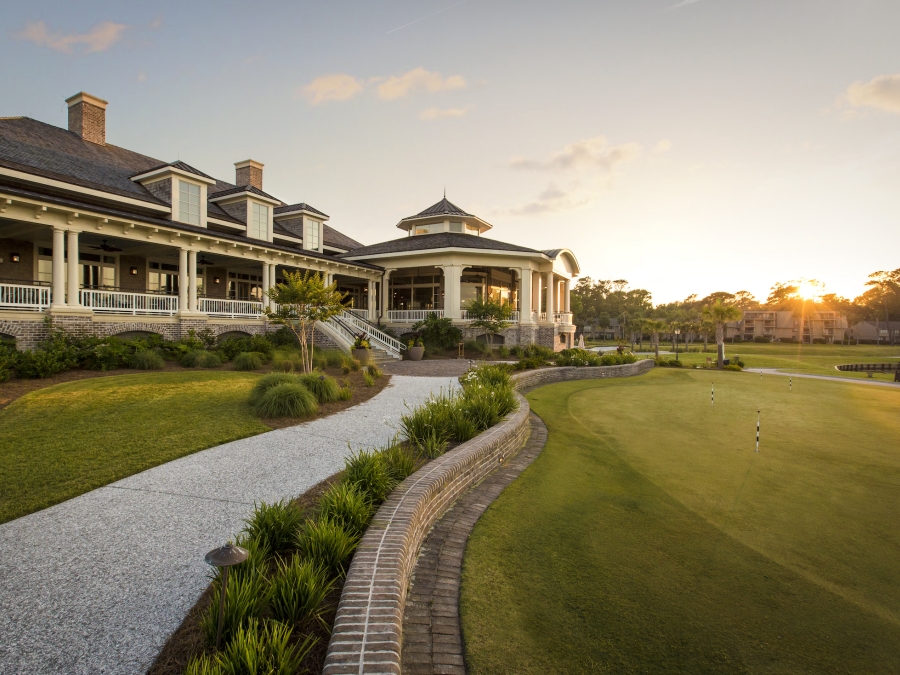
[
  {"x1": 343, "y1": 449, "x2": 395, "y2": 503},
  {"x1": 380, "y1": 444, "x2": 418, "y2": 483},
  {"x1": 130, "y1": 349, "x2": 165, "y2": 370},
  {"x1": 296, "y1": 517, "x2": 360, "y2": 578},
  {"x1": 232, "y1": 351, "x2": 266, "y2": 371},
  {"x1": 363, "y1": 369, "x2": 375, "y2": 387},
  {"x1": 337, "y1": 385, "x2": 353, "y2": 401},
  {"x1": 317, "y1": 482, "x2": 374, "y2": 536},
  {"x1": 187, "y1": 618, "x2": 314, "y2": 675},
  {"x1": 253, "y1": 383, "x2": 318, "y2": 419},
  {"x1": 296, "y1": 372, "x2": 341, "y2": 403},
  {"x1": 199, "y1": 570, "x2": 272, "y2": 647},
  {"x1": 243, "y1": 500, "x2": 305, "y2": 554},
  {"x1": 181, "y1": 350, "x2": 223, "y2": 369},
  {"x1": 248, "y1": 372, "x2": 297, "y2": 405},
  {"x1": 270, "y1": 556, "x2": 334, "y2": 625}
]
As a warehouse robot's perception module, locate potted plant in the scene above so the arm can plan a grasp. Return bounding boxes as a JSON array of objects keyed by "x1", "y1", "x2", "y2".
[
  {"x1": 406, "y1": 336, "x2": 425, "y2": 361},
  {"x1": 352, "y1": 335, "x2": 371, "y2": 364}
]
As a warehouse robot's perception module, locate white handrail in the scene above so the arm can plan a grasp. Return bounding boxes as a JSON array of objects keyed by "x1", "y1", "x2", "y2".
[
  {"x1": 345, "y1": 308, "x2": 369, "y2": 320},
  {"x1": 340, "y1": 311, "x2": 405, "y2": 355},
  {"x1": 554, "y1": 312, "x2": 573, "y2": 325},
  {"x1": 0, "y1": 282, "x2": 52, "y2": 311},
  {"x1": 459, "y1": 310, "x2": 520, "y2": 322},
  {"x1": 386, "y1": 309, "x2": 444, "y2": 322},
  {"x1": 200, "y1": 298, "x2": 264, "y2": 318},
  {"x1": 80, "y1": 289, "x2": 178, "y2": 316}
]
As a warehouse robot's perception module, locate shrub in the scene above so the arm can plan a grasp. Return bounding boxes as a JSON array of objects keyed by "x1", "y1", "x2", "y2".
[
  {"x1": 199, "y1": 570, "x2": 271, "y2": 647},
  {"x1": 16, "y1": 347, "x2": 76, "y2": 378},
  {"x1": 218, "y1": 335, "x2": 274, "y2": 362},
  {"x1": 253, "y1": 383, "x2": 318, "y2": 419},
  {"x1": 232, "y1": 351, "x2": 266, "y2": 371},
  {"x1": 249, "y1": 373, "x2": 297, "y2": 405},
  {"x1": 514, "y1": 355, "x2": 546, "y2": 370},
  {"x1": 338, "y1": 385, "x2": 353, "y2": 401},
  {"x1": 130, "y1": 350, "x2": 165, "y2": 370},
  {"x1": 449, "y1": 408, "x2": 479, "y2": 442},
  {"x1": 270, "y1": 556, "x2": 335, "y2": 625},
  {"x1": 85, "y1": 337, "x2": 131, "y2": 371},
  {"x1": 363, "y1": 370, "x2": 375, "y2": 387},
  {"x1": 464, "y1": 339, "x2": 489, "y2": 356},
  {"x1": 380, "y1": 444, "x2": 418, "y2": 483},
  {"x1": 555, "y1": 349, "x2": 603, "y2": 367},
  {"x1": 318, "y1": 482, "x2": 374, "y2": 535},
  {"x1": 243, "y1": 500, "x2": 305, "y2": 554},
  {"x1": 416, "y1": 427, "x2": 449, "y2": 459},
  {"x1": 296, "y1": 517, "x2": 359, "y2": 577},
  {"x1": 723, "y1": 364, "x2": 743, "y2": 371},
  {"x1": 218, "y1": 619, "x2": 314, "y2": 675},
  {"x1": 411, "y1": 313, "x2": 462, "y2": 349},
  {"x1": 366, "y1": 364, "x2": 382, "y2": 379},
  {"x1": 654, "y1": 357, "x2": 683, "y2": 368},
  {"x1": 497, "y1": 345, "x2": 509, "y2": 358},
  {"x1": 181, "y1": 350, "x2": 223, "y2": 369},
  {"x1": 296, "y1": 372, "x2": 341, "y2": 403},
  {"x1": 344, "y1": 449, "x2": 395, "y2": 502},
  {"x1": 399, "y1": 391, "x2": 455, "y2": 447},
  {"x1": 462, "y1": 364, "x2": 512, "y2": 389},
  {"x1": 277, "y1": 359, "x2": 304, "y2": 373},
  {"x1": 753, "y1": 335, "x2": 772, "y2": 343},
  {"x1": 0, "y1": 346, "x2": 17, "y2": 383},
  {"x1": 269, "y1": 327, "x2": 300, "y2": 348}
]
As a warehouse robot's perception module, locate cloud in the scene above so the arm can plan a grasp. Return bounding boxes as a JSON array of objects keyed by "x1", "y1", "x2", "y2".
[
  {"x1": 300, "y1": 73, "x2": 365, "y2": 105},
  {"x1": 377, "y1": 68, "x2": 465, "y2": 100},
  {"x1": 508, "y1": 183, "x2": 595, "y2": 217},
  {"x1": 149, "y1": 17, "x2": 163, "y2": 30},
  {"x1": 419, "y1": 105, "x2": 474, "y2": 120},
  {"x1": 510, "y1": 136, "x2": 641, "y2": 173},
  {"x1": 842, "y1": 74, "x2": 900, "y2": 114},
  {"x1": 655, "y1": 139, "x2": 673, "y2": 152},
  {"x1": 17, "y1": 20, "x2": 127, "y2": 54}
]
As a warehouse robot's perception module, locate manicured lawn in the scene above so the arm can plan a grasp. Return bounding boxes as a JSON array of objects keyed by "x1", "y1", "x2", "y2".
[
  {"x1": 460, "y1": 369, "x2": 900, "y2": 674},
  {"x1": 0, "y1": 372, "x2": 268, "y2": 524}
]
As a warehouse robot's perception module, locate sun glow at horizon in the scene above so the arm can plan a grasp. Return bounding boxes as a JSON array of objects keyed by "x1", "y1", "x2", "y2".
[{"x1": 796, "y1": 279, "x2": 823, "y2": 300}]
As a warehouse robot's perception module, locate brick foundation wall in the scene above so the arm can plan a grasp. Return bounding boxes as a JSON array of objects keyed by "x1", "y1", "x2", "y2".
[{"x1": 322, "y1": 359, "x2": 654, "y2": 674}]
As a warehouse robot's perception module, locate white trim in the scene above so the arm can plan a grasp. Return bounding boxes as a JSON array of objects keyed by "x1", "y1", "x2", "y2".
[
  {"x1": 130, "y1": 165, "x2": 217, "y2": 186},
  {"x1": 208, "y1": 190, "x2": 281, "y2": 206},
  {"x1": 207, "y1": 217, "x2": 244, "y2": 229},
  {"x1": 0, "y1": 166, "x2": 170, "y2": 212},
  {"x1": 65, "y1": 92, "x2": 108, "y2": 109},
  {"x1": 273, "y1": 206, "x2": 330, "y2": 221},
  {"x1": 343, "y1": 246, "x2": 549, "y2": 262}
]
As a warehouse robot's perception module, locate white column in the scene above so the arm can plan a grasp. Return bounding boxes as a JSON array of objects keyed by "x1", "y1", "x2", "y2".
[
  {"x1": 381, "y1": 269, "x2": 395, "y2": 321},
  {"x1": 188, "y1": 250, "x2": 198, "y2": 311},
  {"x1": 545, "y1": 272, "x2": 555, "y2": 320},
  {"x1": 269, "y1": 264, "x2": 277, "y2": 311},
  {"x1": 261, "y1": 263, "x2": 270, "y2": 309},
  {"x1": 518, "y1": 268, "x2": 533, "y2": 324},
  {"x1": 50, "y1": 227, "x2": 66, "y2": 309},
  {"x1": 66, "y1": 230, "x2": 80, "y2": 307},
  {"x1": 535, "y1": 272, "x2": 543, "y2": 322},
  {"x1": 177, "y1": 249, "x2": 188, "y2": 311},
  {"x1": 563, "y1": 279, "x2": 571, "y2": 313},
  {"x1": 367, "y1": 279, "x2": 377, "y2": 321},
  {"x1": 441, "y1": 265, "x2": 462, "y2": 320}
]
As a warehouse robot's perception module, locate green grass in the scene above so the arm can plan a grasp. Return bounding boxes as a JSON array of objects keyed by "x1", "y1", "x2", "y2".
[
  {"x1": 0, "y1": 371, "x2": 269, "y2": 523},
  {"x1": 461, "y1": 369, "x2": 900, "y2": 674}
]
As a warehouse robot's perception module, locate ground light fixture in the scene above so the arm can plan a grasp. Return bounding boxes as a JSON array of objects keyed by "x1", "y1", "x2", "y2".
[{"x1": 204, "y1": 543, "x2": 249, "y2": 649}]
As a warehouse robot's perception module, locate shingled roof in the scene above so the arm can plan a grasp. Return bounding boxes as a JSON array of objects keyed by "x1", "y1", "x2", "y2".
[
  {"x1": 400, "y1": 197, "x2": 472, "y2": 221},
  {"x1": 341, "y1": 232, "x2": 542, "y2": 258},
  {"x1": 274, "y1": 202, "x2": 329, "y2": 218}
]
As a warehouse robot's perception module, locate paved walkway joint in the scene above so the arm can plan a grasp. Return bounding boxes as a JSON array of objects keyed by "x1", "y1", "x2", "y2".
[{"x1": 401, "y1": 413, "x2": 548, "y2": 675}]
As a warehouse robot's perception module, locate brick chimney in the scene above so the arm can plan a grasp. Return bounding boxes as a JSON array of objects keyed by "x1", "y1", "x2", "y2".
[
  {"x1": 66, "y1": 92, "x2": 108, "y2": 145},
  {"x1": 235, "y1": 160, "x2": 264, "y2": 190}
]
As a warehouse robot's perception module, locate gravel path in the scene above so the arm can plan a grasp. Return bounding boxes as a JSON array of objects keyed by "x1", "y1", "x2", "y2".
[
  {"x1": 744, "y1": 368, "x2": 900, "y2": 388},
  {"x1": 0, "y1": 375, "x2": 457, "y2": 675}
]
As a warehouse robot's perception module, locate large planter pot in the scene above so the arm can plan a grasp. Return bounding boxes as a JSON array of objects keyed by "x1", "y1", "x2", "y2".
[
  {"x1": 352, "y1": 348, "x2": 371, "y2": 364},
  {"x1": 405, "y1": 346, "x2": 425, "y2": 361}
]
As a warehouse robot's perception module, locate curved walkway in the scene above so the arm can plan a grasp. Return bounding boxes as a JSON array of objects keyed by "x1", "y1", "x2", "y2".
[
  {"x1": 744, "y1": 368, "x2": 900, "y2": 388},
  {"x1": 401, "y1": 413, "x2": 548, "y2": 675},
  {"x1": 0, "y1": 374, "x2": 456, "y2": 675}
]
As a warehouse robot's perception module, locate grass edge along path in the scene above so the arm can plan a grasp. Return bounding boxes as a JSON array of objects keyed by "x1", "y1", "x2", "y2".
[{"x1": 460, "y1": 369, "x2": 900, "y2": 674}]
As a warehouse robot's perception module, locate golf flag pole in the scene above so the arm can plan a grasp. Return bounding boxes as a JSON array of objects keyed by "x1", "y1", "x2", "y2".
[
  {"x1": 711, "y1": 383, "x2": 714, "y2": 406},
  {"x1": 790, "y1": 374, "x2": 792, "y2": 392},
  {"x1": 756, "y1": 410, "x2": 760, "y2": 453}
]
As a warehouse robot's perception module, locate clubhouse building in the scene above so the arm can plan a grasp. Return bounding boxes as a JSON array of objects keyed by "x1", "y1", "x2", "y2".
[{"x1": 0, "y1": 92, "x2": 579, "y2": 357}]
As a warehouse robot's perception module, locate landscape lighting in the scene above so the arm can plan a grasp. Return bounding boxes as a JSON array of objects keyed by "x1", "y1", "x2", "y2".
[{"x1": 204, "y1": 543, "x2": 249, "y2": 649}]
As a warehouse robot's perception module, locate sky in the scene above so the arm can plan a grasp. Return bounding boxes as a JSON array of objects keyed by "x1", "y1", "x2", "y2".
[{"x1": 2, "y1": 0, "x2": 898, "y2": 304}]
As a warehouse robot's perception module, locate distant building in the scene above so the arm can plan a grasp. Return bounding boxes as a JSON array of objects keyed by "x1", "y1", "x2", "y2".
[
  {"x1": 735, "y1": 310, "x2": 848, "y2": 343},
  {"x1": 849, "y1": 321, "x2": 900, "y2": 345}
]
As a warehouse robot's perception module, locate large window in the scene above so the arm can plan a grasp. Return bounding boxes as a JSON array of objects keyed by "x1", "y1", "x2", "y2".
[
  {"x1": 178, "y1": 181, "x2": 201, "y2": 225},
  {"x1": 413, "y1": 223, "x2": 444, "y2": 236},
  {"x1": 306, "y1": 219, "x2": 320, "y2": 250},
  {"x1": 251, "y1": 203, "x2": 268, "y2": 239}
]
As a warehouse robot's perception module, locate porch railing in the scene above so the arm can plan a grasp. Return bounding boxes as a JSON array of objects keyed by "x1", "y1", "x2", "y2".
[
  {"x1": 200, "y1": 298, "x2": 264, "y2": 319},
  {"x1": 339, "y1": 311, "x2": 405, "y2": 355},
  {"x1": 345, "y1": 308, "x2": 369, "y2": 320},
  {"x1": 80, "y1": 289, "x2": 178, "y2": 316},
  {"x1": 0, "y1": 282, "x2": 52, "y2": 311},
  {"x1": 554, "y1": 312, "x2": 573, "y2": 325},
  {"x1": 458, "y1": 310, "x2": 520, "y2": 322},
  {"x1": 387, "y1": 309, "x2": 444, "y2": 322}
]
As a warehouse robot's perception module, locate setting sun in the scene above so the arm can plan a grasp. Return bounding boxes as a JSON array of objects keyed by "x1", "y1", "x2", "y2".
[{"x1": 797, "y1": 280, "x2": 822, "y2": 300}]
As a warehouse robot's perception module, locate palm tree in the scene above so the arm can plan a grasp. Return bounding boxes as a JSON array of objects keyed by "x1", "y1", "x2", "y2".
[
  {"x1": 643, "y1": 319, "x2": 667, "y2": 359},
  {"x1": 702, "y1": 300, "x2": 742, "y2": 368}
]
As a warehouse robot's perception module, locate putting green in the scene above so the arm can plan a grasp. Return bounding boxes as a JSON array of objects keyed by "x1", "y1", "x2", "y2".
[{"x1": 460, "y1": 369, "x2": 900, "y2": 674}]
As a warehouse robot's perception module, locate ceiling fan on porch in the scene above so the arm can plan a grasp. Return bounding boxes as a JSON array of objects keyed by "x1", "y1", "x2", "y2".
[
  {"x1": 89, "y1": 240, "x2": 123, "y2": 253},
  {"x1": 197, "y1": 255, "x2": 215, "y2": 265}
]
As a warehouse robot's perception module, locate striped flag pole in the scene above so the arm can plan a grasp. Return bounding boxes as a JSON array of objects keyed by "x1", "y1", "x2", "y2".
[
  {"x1": 756, "y1": 410, "x2": 760, "y2": 453},
  {"x1": 790, "y1": 374, "x2": 792, "y2": 392},
  {"x1": 711, "y1": 383, "x2": 714, "y2": 406}
]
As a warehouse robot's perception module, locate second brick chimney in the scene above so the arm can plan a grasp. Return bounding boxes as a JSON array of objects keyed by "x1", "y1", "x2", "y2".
[
  {"x1": 66, "y1": 92, "x2": 108, "y2": 145},
  {"x1": 235, "y1": 160, "x2": 264, "y2": 190}
]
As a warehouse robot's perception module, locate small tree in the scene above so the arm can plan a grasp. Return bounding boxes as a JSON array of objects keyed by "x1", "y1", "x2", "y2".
[
  {"x1": 466, "y1": 296, "x2": 514, "y2": 352},
  {"x1": 264, "y1": 271, "x2": 345, "y2": 373},
  {"x1": 412, "y1": 312, "x2": 462, "y2": 349},
  {"x1": 643, "y1": 319, "x2": 667, "y2": 359},
  {"x1": 702, "y1": 300, "x2": 742, "y2": 368}
]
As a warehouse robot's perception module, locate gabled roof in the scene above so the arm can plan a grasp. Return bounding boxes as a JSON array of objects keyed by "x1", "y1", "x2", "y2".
[
  {"x1": 401, "y1": 197, "x2": 472, "y2": 221},
  {"x1": 341, "y1": 232, "x2": 542, "y2": 258},
  {"x1": 208, "y1": 184, "x2": 280, "y2": 202},
  {"x1": 130, "y1": 160, "x2": 215, "y2": 181},
  {"x1": 274, "y1": 202, "x2": 329, "y2": 218}
]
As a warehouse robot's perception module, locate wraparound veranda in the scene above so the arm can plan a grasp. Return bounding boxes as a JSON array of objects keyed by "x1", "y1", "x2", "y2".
[{"x1": 461, "y1": 368, "x2": 900, "y2": 674}]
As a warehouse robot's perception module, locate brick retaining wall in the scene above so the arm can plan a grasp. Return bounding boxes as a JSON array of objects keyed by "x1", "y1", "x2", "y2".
[{"x1": 322, "y1": 358, "x2": 654, "y2": 674}]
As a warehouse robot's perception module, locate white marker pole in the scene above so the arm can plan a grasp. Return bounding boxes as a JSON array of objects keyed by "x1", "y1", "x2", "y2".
[
  {"x1": 790, "y1": 374, "x2": 792, "y2": 392},
  {"x1": 711, "y1": 383, "x2": 714, "y2": 406},
  {"x1": 756, "y1": 410, "x2": 760, "y2": 453}
]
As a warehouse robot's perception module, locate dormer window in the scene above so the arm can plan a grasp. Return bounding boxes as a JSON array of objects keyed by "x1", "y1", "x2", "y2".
[
  {"x1": 251, "y1": 203, "x2": 268, "y2": 239},
  {"x1": 178, "y1": 181, "x2": 201, "y2": 225},
  {"x1": 306, "y1": 219, "x2": 320, "y2": 250},
  {"x1": 414, "y1": 223, "x2": 444, "y2": 235}
]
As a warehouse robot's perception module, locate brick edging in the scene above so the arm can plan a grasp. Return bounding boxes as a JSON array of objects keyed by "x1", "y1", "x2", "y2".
[{"x1": 322, "y1": 359, "x2": 654, "y2": 674}]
